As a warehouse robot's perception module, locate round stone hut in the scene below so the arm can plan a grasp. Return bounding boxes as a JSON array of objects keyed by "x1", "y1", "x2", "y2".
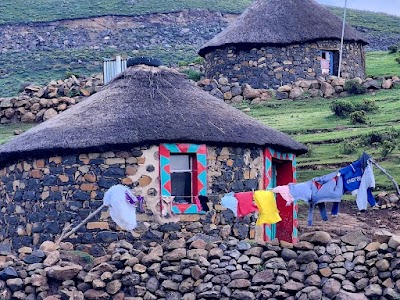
[
  {"x1": 198, "y1": 0, "x2": 368, "y2": 89},
  {"x1": 0, "y1": 65, "x2": 307, "y2": 253}
]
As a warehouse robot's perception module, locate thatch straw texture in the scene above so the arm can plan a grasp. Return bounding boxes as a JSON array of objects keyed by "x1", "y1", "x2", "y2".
[
  {"x1": 199, "y1": 0, "x2": 367, "y2": 56},
  {"x1": 0, "y1": 66, "x2": 307, "y2": 164}
]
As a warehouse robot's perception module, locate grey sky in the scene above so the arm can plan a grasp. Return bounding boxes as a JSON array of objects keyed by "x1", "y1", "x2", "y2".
[{"x1": 316, "y1": 0, "x2": 400, "y2": 16}]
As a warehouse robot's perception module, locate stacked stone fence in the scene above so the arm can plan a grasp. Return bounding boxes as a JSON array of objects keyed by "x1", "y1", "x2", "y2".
[
  {"x1": 0, "y1": 229, "x2": 400, "y2": 300},
  {"x1": 197, "y1": 75, "x2": 400, "y2": 105},
  {"x1": 0, "y1": 75, "x2": 102, "y2": 124}
]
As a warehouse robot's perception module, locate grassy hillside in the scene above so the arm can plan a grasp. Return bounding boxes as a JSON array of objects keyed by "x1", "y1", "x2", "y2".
[
  {"x1": 247, "y1": 89, "x2": 400, "y2": 192},
  {"x1": 0, "y1": 0, "x2": 251, "y2": 25},
  {"x1": 1, "y1": 0, "x2": 400, "y2": 32},
  {"x1": 366, "y1": 52, "x2": 400, "y2": 77},
  {"x1": 328, "y1": 6, "x2": 400, "y2": 35}
]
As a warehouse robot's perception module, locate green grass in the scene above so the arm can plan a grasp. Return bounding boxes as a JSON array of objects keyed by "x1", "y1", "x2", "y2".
[
  {"x1": 366, "y1": 52, "x2": 400, "y2": 77},
  {"x1": 0, "y1": 46, "x2": 199, "y2": 97},
  {"x1": 328, "y1": 6, "x2": 400, "y2": 35},
  {"x1": 245, "y1": 89, "x2": 400, "y2": 192},
  {"x1": 0, "y1": 124, "x2": 34, "y2": 145},
  {"x1": 0, "y1": 0, "x2": 251, "y2": 25}
]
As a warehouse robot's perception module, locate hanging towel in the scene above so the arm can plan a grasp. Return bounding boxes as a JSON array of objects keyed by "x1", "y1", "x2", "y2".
[
  {"x1": 288, "y1": 181, "x2": 313, "y2": 203},
  {"x1": 272, "y1": 185, "x2": 295, "y2": 206},
  {"x1": 356, "y1": 161, "x2": 376, "y2": 210},
  {"x1": 254, "y1": 190, "x2": 282, "y2": 225},
  {"x1": 103, "y1": 185, "x2": 137, "y2": 231},
  {"x1": 221, "y1": 192, "x2": 238, "y2": 217},
  {"x1": 235, "y1": 191, "x2": 258, "y2": 218}
]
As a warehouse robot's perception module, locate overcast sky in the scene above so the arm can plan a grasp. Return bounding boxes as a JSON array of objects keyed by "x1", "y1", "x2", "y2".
[{"x1": 316, "y1": 0, "x2": 400, "y2": 16}]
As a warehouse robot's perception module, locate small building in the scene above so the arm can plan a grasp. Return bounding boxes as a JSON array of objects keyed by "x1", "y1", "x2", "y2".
[
  {"x1": 0, "y1": 65, "x2": 307, "y2": 251},
  {"x1": 198, "y1": 0, "x2": 368, "y2": 89}
]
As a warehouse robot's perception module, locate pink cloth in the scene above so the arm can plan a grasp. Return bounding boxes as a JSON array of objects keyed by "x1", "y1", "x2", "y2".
[
  {"x1": 272, "y1": 185, "x2": 295, "y2": 206},
  {"x1": 194, "y1": 196, "x2": 202, "y2": 212}
]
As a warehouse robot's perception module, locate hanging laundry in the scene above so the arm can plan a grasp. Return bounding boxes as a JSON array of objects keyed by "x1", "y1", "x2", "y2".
[
  {"x1": 254, "y1": 190, "x2": 282, "y2": 225},
  {"x1": 235, "y1": 191, "x2": 258, "y2": 218},
  {"x1": 356, "y1": 160, "x2": 376, "y2": 211},
  {"x1": 161, "y1": 196, "x2": 180, "y2": 223},
  {"x1": 221, "y1": 192, "x2": 239, "y2": 217},
  {"x1": 198, "y1": 195, "x2": 210, "y2": 212},
  {"x1": 103, "y1": 185, "x2": 137, "y2": 231},
  {"x1": 272, "y1": 185, "x2": 295, "y2": 206},
  {"x1": 288, "y1": 181, "x2": 314, "y2": 202},
  {"x1": 307, "y1": 171, "x2": 344, "y2": 226},
  {"x1": 339, "y1": 153, "x2": 376, "y2": 211},
  {"x1": 194, "y1": 196, "x2": 202, "y2": 212}
]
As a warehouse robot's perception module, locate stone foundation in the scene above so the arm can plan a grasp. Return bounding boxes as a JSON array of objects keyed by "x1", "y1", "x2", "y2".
[
  {"x1": 0, "y1": 230, "x2": 399, "y2": 300},
  {"x1": 203, "y1": 41, "x2": 365, "y2": 89}
]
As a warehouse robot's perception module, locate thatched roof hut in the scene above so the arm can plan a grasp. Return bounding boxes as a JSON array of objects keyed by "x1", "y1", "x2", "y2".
[
  {"x1": 199, "y1": 0, "x2": 367, "y2": 56},
  {"x1": 198, "y1": 0, "x2": 368, "y2": 88},
  {"x1": 0, "y1": 65, "x2": 306, "y2": 164}
]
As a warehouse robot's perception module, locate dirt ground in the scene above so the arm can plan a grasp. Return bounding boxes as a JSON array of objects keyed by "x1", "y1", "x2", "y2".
[{"x1": 298, "y1": 200, "x2": 400, "y2": 238}]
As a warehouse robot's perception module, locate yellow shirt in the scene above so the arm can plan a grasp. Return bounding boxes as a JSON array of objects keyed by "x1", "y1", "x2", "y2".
[{"x1": 254, "y1": 190, "x2": 282, "y2": 225}]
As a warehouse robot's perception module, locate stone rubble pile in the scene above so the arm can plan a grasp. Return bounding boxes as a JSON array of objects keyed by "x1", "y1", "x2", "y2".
[
  {"x1": 1, "y1": 229, "x2": 400, "y2": 300},
  {"x1": 0, "y1": 75, "x2": 102, "y2": 124},
  {"x1": 197, "y1": 75, "x2": 400, "y2": 104}
]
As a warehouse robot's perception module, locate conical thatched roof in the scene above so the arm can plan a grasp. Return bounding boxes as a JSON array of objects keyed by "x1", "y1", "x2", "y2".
[
  {"x1": 0, "y1": 66, "x2": 307, "y2": 164},
  {"x1": 199, "y1": 0, "x2": 367, "y2": 56}
]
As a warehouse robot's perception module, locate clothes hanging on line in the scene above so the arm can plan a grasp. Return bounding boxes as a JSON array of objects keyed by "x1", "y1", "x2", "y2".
[
  {"x1": 103, "y1": 184, "x2": 137, "y2": 231},
  {"x1": 221, "y1": 192, "x2": 238, "y2": 217},
  {"x1": 339, "y1": 153, "x2": 376, "y2": 211},
  {"x1": 235, "y1": 191, "x2": 258, "y2": 218},
  {"x1": 254, "y1": 190, "x2": 282, "y2": 225},
  {"x1": 272, "y1": 185, "x2": 294, "y2": 206},
  {"x1": 198, "y1": 195, "x2": 210, "y2": 212}
]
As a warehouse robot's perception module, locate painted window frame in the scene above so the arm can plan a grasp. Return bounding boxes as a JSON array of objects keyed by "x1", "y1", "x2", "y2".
[
  {"x1": 159, "y1": 143, "x2": 207, "y2": 214},
  {"x1": 264, "y1": 147, "x2": 298, "y2": 244}
]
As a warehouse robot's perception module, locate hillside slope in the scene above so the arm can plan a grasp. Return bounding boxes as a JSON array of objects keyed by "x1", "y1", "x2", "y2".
[{"x1": 0, "y1": 1, "x2": 399, "y2": 96}]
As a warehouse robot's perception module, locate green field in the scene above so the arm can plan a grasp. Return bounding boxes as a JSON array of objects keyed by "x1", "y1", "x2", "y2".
[{"x1": 366, "y1": 52, "x2": 400, "y2": 77}]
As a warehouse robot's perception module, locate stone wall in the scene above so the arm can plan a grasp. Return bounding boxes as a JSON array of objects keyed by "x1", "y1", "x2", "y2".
[
  {"x1": 197, "y1": 75, "x2": 400, "y2": 104},
  {"x1": 0, "y1": 145, "x2": 270, "y2": 251},
  {"x1": 0, "y1": 147, "x2": 157, "y2": 252},
  {"x1": 0, "y1": 230, "x2": 399, "y2": 300},
  {"x1": 0, "y1": 75, "x2": 102, "y2": 124},
  {"x1": 203, "y1": 41, "x2": 365, "y2": 89},
  {"x1": 207, "y1": 146, "x2": 263, "y2": 195}
]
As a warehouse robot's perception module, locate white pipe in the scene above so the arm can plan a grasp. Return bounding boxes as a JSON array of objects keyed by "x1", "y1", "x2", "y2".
[{"x1": 338, "y1": 0, "x2": 348, "y2": 78}]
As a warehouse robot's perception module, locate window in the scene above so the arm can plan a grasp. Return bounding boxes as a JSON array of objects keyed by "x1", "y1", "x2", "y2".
[
  {"x1": 170, "y1": 154, "x2": 193, "y2": 204},
  {"x1": 159, "y1": 143, "x2": 207, "y2": 214}
]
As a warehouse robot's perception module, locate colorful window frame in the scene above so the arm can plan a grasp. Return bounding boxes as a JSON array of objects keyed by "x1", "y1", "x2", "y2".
[
  {"x1": 159, "y1": 143, "x2": 207, "y2": 214},
  {"x1": 264, "y1": 147, "x2": 298, "y2": 244}
]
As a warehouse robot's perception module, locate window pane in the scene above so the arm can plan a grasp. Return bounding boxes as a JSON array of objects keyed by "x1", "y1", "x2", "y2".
[
  {"x1": 170, "y1": 155, "x2": 190, "y2": 171},
  {"x1": 171, "y1": 172, "x2": 192, "y2": 203}
]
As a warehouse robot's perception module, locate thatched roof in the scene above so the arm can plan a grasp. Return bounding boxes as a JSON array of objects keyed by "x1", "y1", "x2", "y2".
[
  {"x1": 0, "y1": 66, "x2": 307, "y2": 164},
  {"x1": 199, "y1": 0, "x2": 368, "y2": 56}
]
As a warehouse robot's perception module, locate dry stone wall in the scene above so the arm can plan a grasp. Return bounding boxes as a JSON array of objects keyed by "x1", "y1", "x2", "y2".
[
  {"x1": 202, "y1": 41, "x2": 365, "y2": 89},
  {"x1": 0, "y1": 145, "x2": 269, "y2": 252},
  {"x1": 197, "y1": 75, "x2": 400, "y2": 104},
  {"x1": 207, "y1": 146, "x2": 264, "y2": 195},
  {"x1": 0, "y1": 230, "x2": 399, "y2": 300},
  {"x1": 0, "y1": 75, "x2": 102, "y2": 124}
]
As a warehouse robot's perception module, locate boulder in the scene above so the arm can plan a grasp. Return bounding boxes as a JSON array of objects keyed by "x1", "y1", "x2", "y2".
[{"x1": 382, "y1": 79, "x2": 393, "y2": 89}]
